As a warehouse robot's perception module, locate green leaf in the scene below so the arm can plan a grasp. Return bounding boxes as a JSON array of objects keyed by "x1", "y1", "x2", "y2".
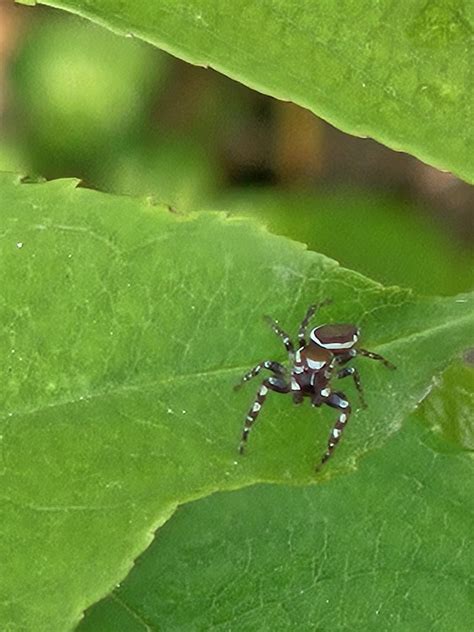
[
  {"x1": 96, "y1": 135, "x2": 220, "y2": 211},
  {"x1": 421, "y1": 360, "x2": 474, "y2": 451},
  {"x1": 17, "y1": 0, "x2": 474, "y2": 183},
  {"x1": 212, "y1": 187, "x2": 474, "y2": 296},
  {"x1": 79, "y1": 373, "x2": 474, "y2": 631},
  {"x1": 0, "y1": 172, "x2": 472, "y2": 629}
]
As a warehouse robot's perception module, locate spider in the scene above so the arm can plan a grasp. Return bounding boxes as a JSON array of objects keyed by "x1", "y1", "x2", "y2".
[{"x1": 235, "y1": 299, "x2": 395, "y2": 469}]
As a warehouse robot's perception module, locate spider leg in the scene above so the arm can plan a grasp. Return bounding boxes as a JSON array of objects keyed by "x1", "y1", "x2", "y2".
[
  {"x1": 297, "y1": 298, "x2": 332, "y2": 346},
  {"x1": 293, "y1": 390, "x2": 304, "y2": 405},
  {"x1": 337, "y1": 366, "x2": 367, "y2": 408},
  {"x1": 234, "y1": 360, "x2": 285, "y2": 391},
  {"x1": 297, "y1": 305, "x2": 317, "y2": 347},
  {"x1": 333, "y1": 350, "x2": 356, "y2": 367},
  {"x1": 239, "y1": 376, "x2": 290, "y2": 454},
  {"x1": 317, "y1": 391, "x2": 351, "y2": 469},
  {"x1": 264, "y1": 315, "x2": 295, "y2": 357},
  {"x1": 358, "y1": 348, "x2": 396, "y2": 370}
]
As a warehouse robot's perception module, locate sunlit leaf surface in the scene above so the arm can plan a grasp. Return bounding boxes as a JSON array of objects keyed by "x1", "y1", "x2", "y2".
[
  {"x1": 80, "y1": 407, "x2": 474, "y2": 631},
  {"x1": 0, "y1": 174, "x2": 472, "y2": 629}
]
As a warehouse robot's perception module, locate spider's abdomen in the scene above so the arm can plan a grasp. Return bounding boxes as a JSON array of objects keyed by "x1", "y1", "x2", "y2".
[{"x1": 310, "y1": 324, "x2": 359, "y2": 351}]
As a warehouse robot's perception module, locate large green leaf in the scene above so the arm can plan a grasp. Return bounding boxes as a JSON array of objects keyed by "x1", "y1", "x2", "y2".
[
  {"x1": 79, "y1": 371, "x2": 474, "y2": 631},
  {"x1": 18, "y1": 0, "x2": 474, "y2": 183},
  {"x1": 0, "y1": 173, "x2": 473, "y2": 629}
]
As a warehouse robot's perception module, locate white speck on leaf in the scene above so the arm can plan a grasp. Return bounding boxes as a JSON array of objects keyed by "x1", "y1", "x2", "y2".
[{"x1": 195, "y1": 12, "x2": 208, "y2": 26}]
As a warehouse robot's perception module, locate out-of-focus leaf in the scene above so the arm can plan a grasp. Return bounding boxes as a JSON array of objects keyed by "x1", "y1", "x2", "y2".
[
  {"x1": 97, "y1": 135, "x2": 220, "y2": 211},
  {"x1": 0, "y1": 141, "x2": 28, "y2": 174},
  {"x1": 213, "y1": 187, "x2": 474, "y2": 296},
  {"x1": 10, "y1": 14, "x2": 165, "y2": 175}
]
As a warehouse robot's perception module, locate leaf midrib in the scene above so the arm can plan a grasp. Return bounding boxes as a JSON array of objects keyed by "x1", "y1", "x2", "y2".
[{"x1": 3, "y1": 307, "x2": 472, "y2": 422}]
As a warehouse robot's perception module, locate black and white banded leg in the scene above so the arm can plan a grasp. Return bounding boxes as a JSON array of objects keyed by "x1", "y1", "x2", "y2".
[
  {"x1": 239, "y1": 376, "x2": 290, "y2": 454},
  {"x1": 293, "y1": 391, "x2": 304, "y2": 405},
  {"x1": 297, "y1": 298, "x2": 332, "y2": 346},
  {"x1": 318, "y1": 391, "x2": 351, "y2": 468},
  {"x1": 358, "y1": 348, "x2": 396, "y2": 370},
  {"x1": 337, "y1": 366, "x2": 367, "y2": 408},
  {"x1": 264, "y1": 315, "x2": 294, "y2": 356},
  {"x1": 234, "y1": 360, "x2": 285, "y2": 391}
]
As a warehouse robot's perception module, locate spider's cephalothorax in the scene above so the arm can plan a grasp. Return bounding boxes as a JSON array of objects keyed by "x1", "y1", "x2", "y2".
[{"x1": 235, "y1": 300, "x2": 395, "y2": 469}]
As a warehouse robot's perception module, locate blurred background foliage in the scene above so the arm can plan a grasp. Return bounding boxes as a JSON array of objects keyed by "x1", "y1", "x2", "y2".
[{"x1": 1, "y1": 3, "x2": 473, "y2": 296}]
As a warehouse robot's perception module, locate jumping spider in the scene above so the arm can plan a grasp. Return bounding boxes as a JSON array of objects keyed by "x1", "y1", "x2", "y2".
[{"x1": 235, "y1": 300, "x2": 395, "y2": 469}]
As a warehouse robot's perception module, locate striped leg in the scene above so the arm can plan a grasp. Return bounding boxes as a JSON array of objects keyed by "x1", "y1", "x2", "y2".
[
  {"x1": 293, "y1": 391, "x2": 304, "y2": 405},
  {"x1": 337, "y1": 366, "x2": 367, "y2": 408},
  {"x1": 239, "y1": 376, "x2": 290, "y2": 454},
  {"x1": 234, "y1": 360, "x2": 285, "y2": 391},
  {"x1": 297, "y1": 299, "x2": 332, "y2": 346},
  {"x1": 358, "y1": 348, "x2": 396, "y2": 370},
  {"x1": 317, "y1": 391, "x2": 351, "y2": 468},
  {"x1": 264, "y1": 315, "x2": 294, "y2": 357}
]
